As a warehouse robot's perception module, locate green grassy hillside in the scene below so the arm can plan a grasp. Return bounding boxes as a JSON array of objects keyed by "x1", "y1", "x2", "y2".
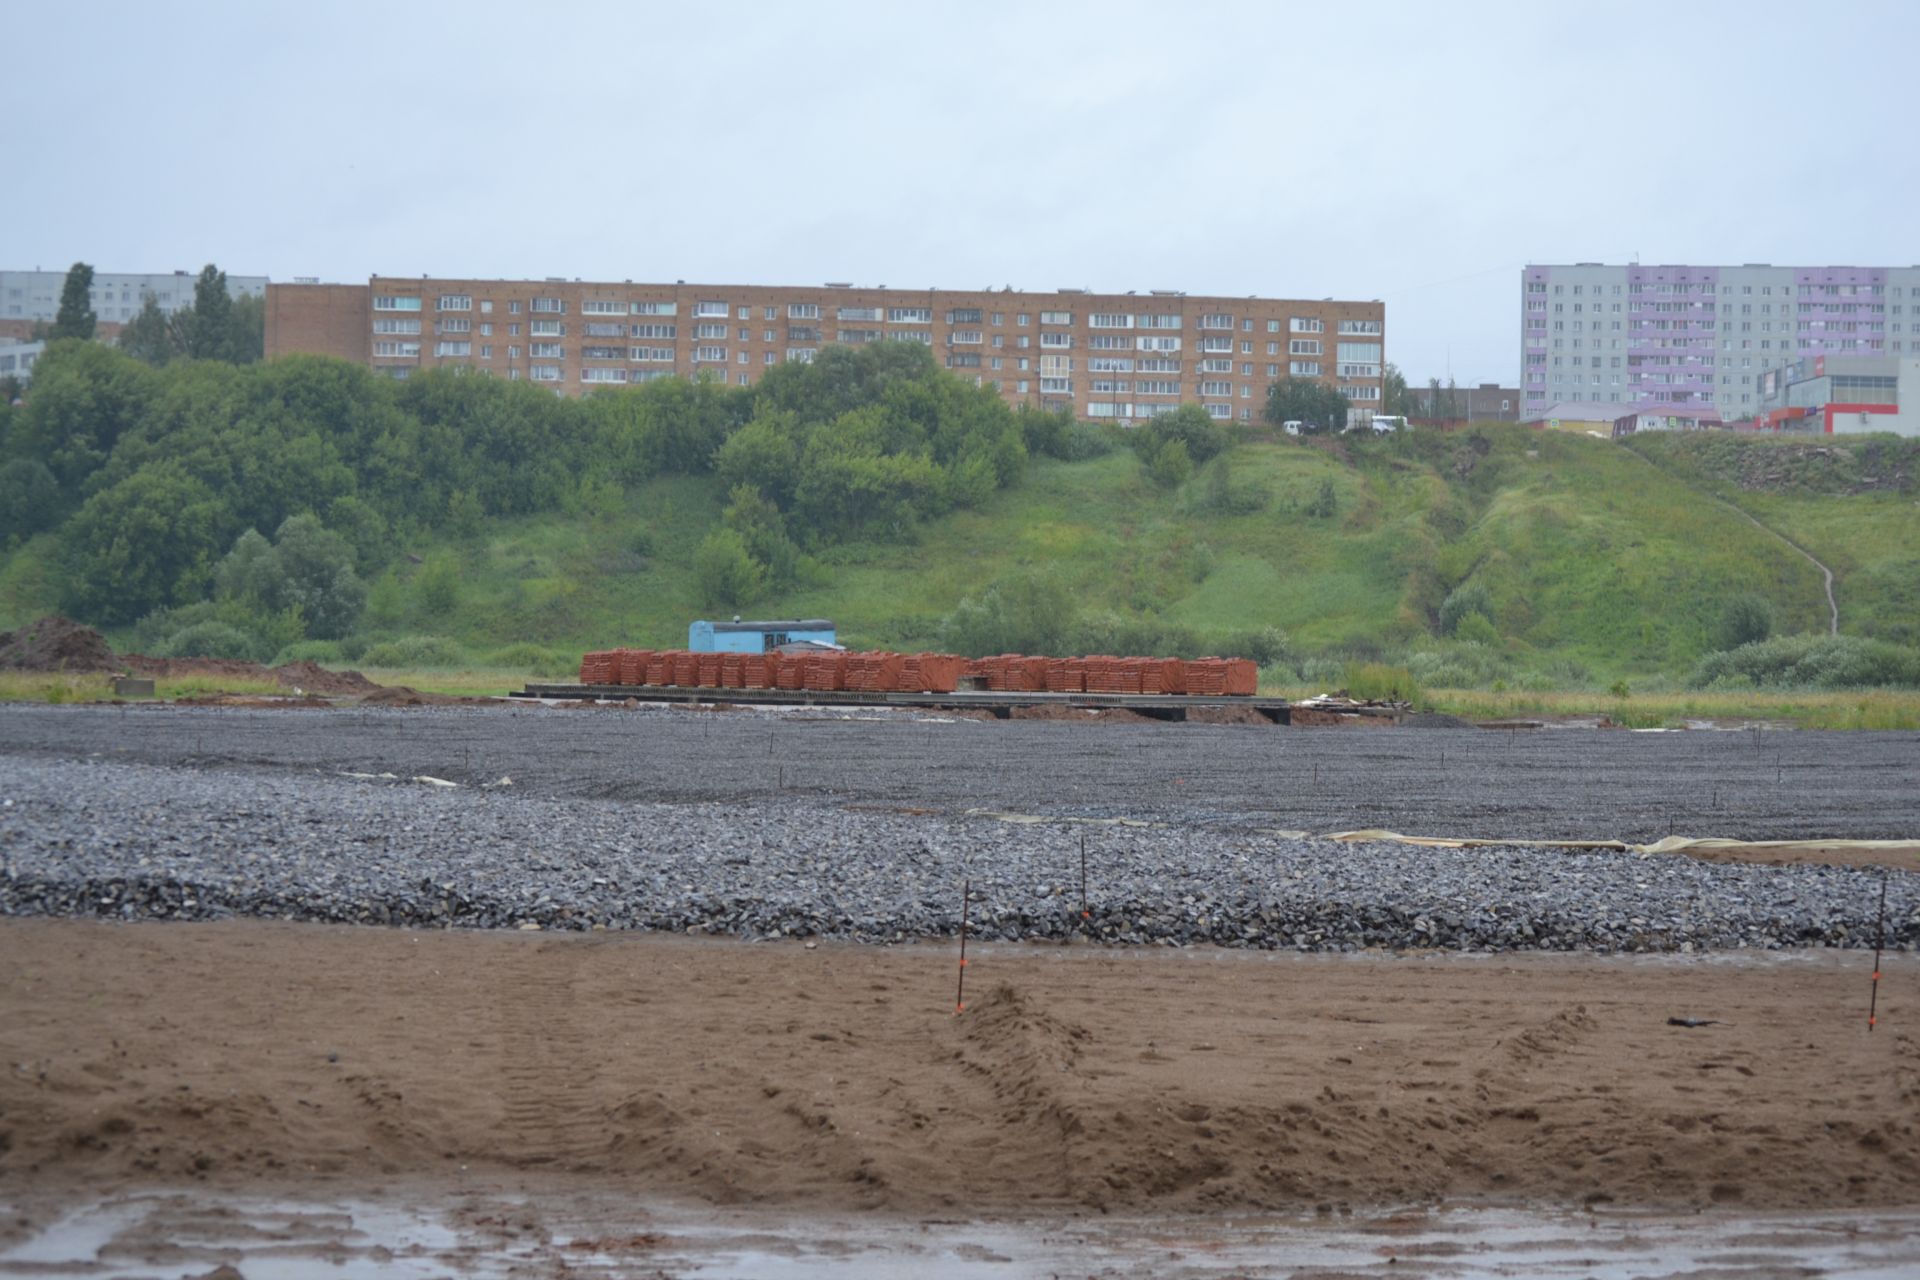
[{"x1": 5, "y1": 421, "x2": 1913, "y2": 691}]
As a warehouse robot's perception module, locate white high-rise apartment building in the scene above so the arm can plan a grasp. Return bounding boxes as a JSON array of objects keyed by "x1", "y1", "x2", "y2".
[
  {"x1": 1521, "y1": 263, "x2": 1920, "y2": 420},
  {"x1": 1, "y1": 269, "x2": 268, "y2": 327}
]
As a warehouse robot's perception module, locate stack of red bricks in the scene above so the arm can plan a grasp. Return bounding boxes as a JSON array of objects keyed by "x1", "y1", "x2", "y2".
[{"x1": 573, "y1": 648, "x2": 1261, "y2": 696}]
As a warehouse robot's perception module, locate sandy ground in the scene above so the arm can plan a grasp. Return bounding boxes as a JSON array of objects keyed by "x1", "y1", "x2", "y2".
[{"x1": 2, "y1": 918, "x2": 1914, "y2": 1221}]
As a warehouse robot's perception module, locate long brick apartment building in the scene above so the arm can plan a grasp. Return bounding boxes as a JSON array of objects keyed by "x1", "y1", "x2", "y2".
[{"x1": 266, "y1": 276, "x2": 1385, "y2": 423}]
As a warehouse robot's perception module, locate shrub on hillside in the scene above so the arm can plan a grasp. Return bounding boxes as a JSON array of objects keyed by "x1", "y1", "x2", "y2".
[
  {"x1": 483, "y1": 643, "x2": 573, "y2": 677},
  {"x1": 360, "y1": 635, "x2": 467, "y2": 669},
  {"x1": 1712, "y1": 592, "x2": 1775, "y2": 652},
  {"x1": 1438, "y1": 581, "x2": 1494, "y2": 636},
  {"x1": 1453, "y1": 611, "x2": 1500, "y2": 647},
  {"x1": 1688, "y1": 633, "x2": 1920, "y2": 690},
  {"x1": 940, "y1": 571, "x2": 1077, "y2": 656},
  {"x1": 1407, "y1": 642, "x2": 1509, "y2": 689},
  {"x1": 1344, "y1": 661, "x2": 1423, "y2": 704},
  {"x1": 155, "y1": 621, "x2": 263, "y2": 662}
]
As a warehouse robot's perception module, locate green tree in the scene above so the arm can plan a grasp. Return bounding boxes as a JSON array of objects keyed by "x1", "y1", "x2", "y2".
[
  {"x1": 117, "y1": 293, "x2": 175, "y2": 366},
  {"x1": 212, "y1": 514, "x2": 365, "y2": 639},
  {"x1": 1713, "y1": 593, "x2": 1775, "y2": 652},
  {"x1": 51, "y1": 263, "x2": 96, "y2": 341},
  {"x1": 177, "y1": 265, "x2": 234, "y2": 360},
  {"x1": 1263, "y1": 377, "x2": 1351, "y2": 434},
  {"x1": 693, "y1": 527, "x2": 766, "y2": 606},
  {"x1": 721, "y1": 485, "x2": 800, "y2": 587},
  {"x1": 1382, "y1": 362, "x2": 1412, "y2": 416},
  {"x1": 938, "y1": 569, "x2": 1077, "y2": 656},
  {"x1": 0, "y1": 458, "x2": 62, "y2": 540},
  {"x1": 227, "y1": 292, "x2": 265, "y2": 363},
  {"x1": 1148, "y1": 437, "x2": 1193, "y2": 489},
  {"x1": 60, "y1": 461, "x2": 232, "y2": 623},
  {"x1": 1305, "y1": 477, "x2": 1338, "y2": 518}
]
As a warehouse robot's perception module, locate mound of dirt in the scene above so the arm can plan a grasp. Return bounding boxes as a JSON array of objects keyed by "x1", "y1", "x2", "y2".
[
  {"x1": 0, "y1": 616, "x2": 119, "y2": 673},
  {"x1": 358, "y1": 685, "x2": 489, "y2": 707},
  {"x1": 269, "y1": 660, "x2": 381, "y2": 696}
]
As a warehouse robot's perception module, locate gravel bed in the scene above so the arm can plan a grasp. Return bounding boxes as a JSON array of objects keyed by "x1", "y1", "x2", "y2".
[
  {"x1": 2, "y1": 757, "x2": 1913, "y2": 954},
  {"x1": 5, "y1": 704, "x2": 1919, "y2": 841}
]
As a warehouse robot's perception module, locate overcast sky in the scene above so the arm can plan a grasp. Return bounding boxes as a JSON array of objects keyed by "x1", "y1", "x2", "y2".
[{"x1": 8, "y1": 0, "x2": 1916, "y2": 384}]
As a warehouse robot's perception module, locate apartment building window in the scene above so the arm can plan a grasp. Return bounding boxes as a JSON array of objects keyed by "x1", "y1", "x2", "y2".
[
  {"x1": 1265, "y1": 342, "x2": 1279, "y2": 355},
  {"x1": 631, "y1": 301, "x2": 676, "y2": 316},
  {"x1": 1241, "y1": 385, "x2": 1252, "y2": 398},
  {"x1": 737, "y1": 351, "x2": 750, "y2": 363},
  {"x1": 372, "y1": 341, "x2": 419, "y2": 357},
  {"x1": 951, "y1": 330, "x2": 983, "y2": 344},
  {"x1": 581, "y1": 345, "x2": 624, "y2": 360},
  {"x1": 531, "y1": 343, "x2": 564, "y2": 358},
  {"x1": 479, "y1": 323, "x2": 493, "y2": 337},
  {"x1": 990, "y1": 357, "x2": 1003, "y2": 370},
  {"x1": 1290, "y1": 360, "x2": 1321, "y2": 376},
  {"x1": 1137, "y1": 314, "x2": 1181, "y2": 329},
  {"x1": 694, "y1": 301, "x2": 728, "y2": 318},
  {"x1": 1088, "y1": 334, "x2": 1131, "y2": 350},
  {"x1": 948, "y1": 353, "x2": 982, "y2": 368},
  {"x1": 837, "y1": 306, "x2": 882, "y2": 322},
  {"x1": 1266, "y1": 320, "x2": 1280, "y2": 333},
  {"x1": 531, "y1": 297, "x2": 566, "y2": 314},
  {"x1": 508, "y1": 324, "x2": 521, "y2": 335},
  {"x1": 531, "y1": 319, "x2": 565, "y2": 337},
  {"x1": 889, "y1": 307, "x2": 933, "y2": 323},
  {"x1": 1200, "y1": 359, "x2": 1232, "y2": 373},
  {"x1": 694, "y1": 346, "x2": 727, "y2": 362},
  {"x1": 582, "y1": 367, "x2": 628, "y2": 384},
  {"x1": 1039, "y1": 377, "x2": 1072, "y2": 394},
  {"x1": 1290, "y1": 317, "x2": 1323, "y2": 333},
  {"x1": 583, "y1": 322, "x2": 625, "y2": 338},
  {"x1": 991, "y1": 312, "x2": 1004, "y2": 326},
  {"x1": 695, "y1": 323, "x2": 727, "y2": 339},
  {"x1": 373, "y1": 296, "x2": 422, "y2": 312},
  {"x1": 479, "y1": 345, "x2": 492, "y2": 359},
  {"x1": 1016, "y1": 336, "x2": 1030, "y2": 349},
  {"x1": 1199, "y1": 313, "x2": 1233, "y2": 329},
  {"x1": 581, "y1": 300, "x2": 625, "y2": 315},
  {"x1": 1338, "y1": 363, "x2": 1380, "y2": 378},
  {"x1": 1090, "y1": 313, "x2": 1133, "y2": 328},
  {"x1": 1016, "y1": 313, "x2": 1029, "y2": 326},
  {"x1": 1290, "y1": 338, "x2": 1321, "y2": 355},
  {"x1": 1241, "y1": 341, "x2": 1253, "y2": 353},
  {"x1": 631, "y1": 323, "x2": 676, "y2": 339},
  {"x1": 1017, "y1": 358, "x2": 1029, "y2": 370},
  {"x1": 1089, "y1": 356, "x2": 1134, "y2": 372},
  {"x1": 1205, "y1": 404, "x2": 1232, "y2": 420},
  {"x1": 1200, "y1": 380, "x2": 1232, "y2": 396},
  {"x1": 630, "y1": 347, "x2": 674, "y2": 362},
  {"x1": 838, "y1": 328, "x2": 880, "y2": 344},
  {"x1": 480, "y1": 300, "x2": 493, "y2": 314},
  {"x1": 1338, "y1": 319, "x2": 1383, "y2": 336},
  {"x1": 1040, "y1": 332, "x2": 1072, "y2": 348},
  {"x1": 437, "y1": 295, "x2": 471, "y2": 311},
  {"x1": 530, "y1": 365, "x2": 561, "y2": 382},
  {"x1": 1136, "y1": 336, "x2": 1181, "y2": 352},
  {"x1": 897, "y1": 330, "x2": 933, "y2": 344},
  {"x1": 507, "y1": 345, "x2": 521, "y2": 359},
  {"x1": 737, "y1": 327, "x2": 751, "y2": 341},
  {"x1": 1341, "y1": 385, "x2": 1381, "y2": 400},
  {"x1": 372, "y1": 317, "x2": 420, "y2": 334},
  {"x1": 786, "y1": 303, "x2": 820, "y2": 320},
  {"x1": 1090, "y1": 379, "x2": 1129, "y2": 394},
  {"x1": 434, "y1": 341, "x2": 472, "y2": 357},
  {"x1": 436, "y1": 317, "x2": 472, "y2": 334},
  {"x1": 1138, "y1": 358, "x2": 1181, "y2": 373},
  {"x1": 1017, "y1": 380, "x2": 1030, "y2": 393},
  {"x1": 946, "y1": 308, "x2": 981, "y2": 324},
  {"x1": 1039, "y1": 310, "x2": 1072, "y2": 325},
  {"x1": 1136, "y1": 380, "x2": 1180, "y2": 396},
  {"x1": 788, "y1": 326, "x2": 819, "y2": 342},
  {"x1": 1199, "y1": 336, "x2": 1233, "y2": 353},
  {"x1": 1240, "y1": 363, "x2": 1253, "y2": 376},
  {"x1": 735, "y1": 306, "x2": 750, "y2": 320},
  {"x1": 1266, "y1": 364, "x2": 1279, "y2": 376}
]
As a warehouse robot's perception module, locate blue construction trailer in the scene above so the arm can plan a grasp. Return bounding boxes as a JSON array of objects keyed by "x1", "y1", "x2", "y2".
[{"x1": 688, "y1": 618, "x2": 838, "y2": 653}]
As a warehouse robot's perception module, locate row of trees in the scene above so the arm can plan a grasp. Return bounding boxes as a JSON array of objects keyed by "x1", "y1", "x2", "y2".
[
  {"x1": 42, "y1": 261, "x2": 263, "y2": 365},
  {"x1": 0, "y1": 339, "x2": 1037, "y2": 631}
]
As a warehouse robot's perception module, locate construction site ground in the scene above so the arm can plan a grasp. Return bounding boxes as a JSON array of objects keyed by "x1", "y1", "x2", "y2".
[{"x1": 2, "y1": 704, "x2": 1917, "y2": 1277}]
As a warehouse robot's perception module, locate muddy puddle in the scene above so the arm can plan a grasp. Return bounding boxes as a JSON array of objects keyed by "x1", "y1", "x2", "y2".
[{"x1": 4, "y1": 1191, "x2": 1918, "y2": 1279}]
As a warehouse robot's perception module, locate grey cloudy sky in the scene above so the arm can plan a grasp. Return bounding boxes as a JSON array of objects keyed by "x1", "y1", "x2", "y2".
[{"x1": 8, "y1": 0, "x2": 1917, "y2": 384}]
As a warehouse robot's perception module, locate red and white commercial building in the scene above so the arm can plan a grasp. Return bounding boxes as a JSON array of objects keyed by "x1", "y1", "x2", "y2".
[{"x1": 1754, "y1": 355, "x2": 1918, "y2": 436}]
